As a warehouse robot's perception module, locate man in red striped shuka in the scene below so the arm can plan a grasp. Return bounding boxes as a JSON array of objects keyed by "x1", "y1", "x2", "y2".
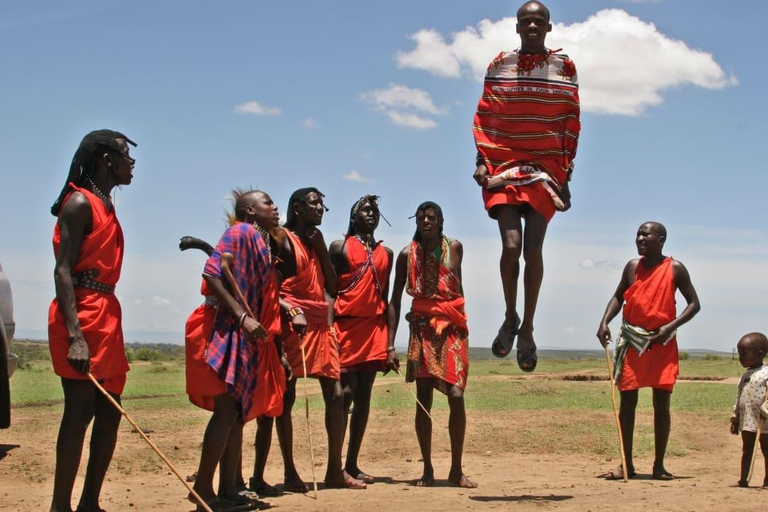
[{"x1": 472, "y1": 1, "x2": 580, "y2": 372}]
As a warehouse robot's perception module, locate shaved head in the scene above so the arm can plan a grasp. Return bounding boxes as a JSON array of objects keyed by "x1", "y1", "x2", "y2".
[
  {"x1": 739, "y1": 332, "x2": 768, "y2": 353},
  {"x1": 641, "y1": 221, "x2": 667, "y2": 240},
  {"x1": 234, "y1": 189, "x2": 265, "y2": 221},
  {"x1": 518, "y1": 1, "x2": 550, "y2": 22}
]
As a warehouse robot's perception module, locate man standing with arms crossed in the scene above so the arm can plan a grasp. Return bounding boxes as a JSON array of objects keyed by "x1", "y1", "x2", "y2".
[{"x1": 473, "y1": 1, "x2": 580, "y2": 371}]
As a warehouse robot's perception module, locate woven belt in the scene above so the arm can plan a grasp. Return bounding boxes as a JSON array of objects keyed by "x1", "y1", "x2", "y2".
[
  {"x1": 71, "y1": 269, "x2": 115, "y2": 294},
  {"x1": 203, "y1": 295, "x2": 219, "y2": 307}
]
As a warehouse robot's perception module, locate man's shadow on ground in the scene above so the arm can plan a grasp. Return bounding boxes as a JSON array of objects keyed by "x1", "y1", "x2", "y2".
[
  {"x1": 0, "y1": 444, "x2": 20, "y2": 462},
  {"x1": 471, "y1": 494, "x2": 573, "y2": 503}
]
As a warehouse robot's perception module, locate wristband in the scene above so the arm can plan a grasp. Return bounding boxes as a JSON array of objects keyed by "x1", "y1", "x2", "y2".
[
  {"x1": 386, "y1": 346, "x2": 397, "y2": 353},
  {"x1": 288, "y1": 307, "x2": 304, "y2": 319},
  {"x1": 239, "y1": 312, "x2": 248, "y2": 328}
]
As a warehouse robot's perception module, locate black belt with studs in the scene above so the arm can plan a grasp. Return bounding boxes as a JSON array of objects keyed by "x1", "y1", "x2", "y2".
[{"x1": 71, "y1": 269, "x2": 116, "y2": 294}]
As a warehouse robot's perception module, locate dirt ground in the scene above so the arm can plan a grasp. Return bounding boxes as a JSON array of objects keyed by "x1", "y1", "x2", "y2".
[{"x1": 1, "y1": 379, "x2": 764, "y2": 511}]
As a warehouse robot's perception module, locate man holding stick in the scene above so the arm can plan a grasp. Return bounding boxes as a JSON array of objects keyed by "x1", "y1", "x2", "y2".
[
  {"x1": 473, "y1": 1, "x2": 580, "y2": 371},
  {"x1": 191, "y1": 190, "x2": 289, "y2": 510},
  {"x1": 388, "y1": 201, "x2": 476, "y2": 488},
  {"x1": 597, "y1": 221, "x2": 700, "y2": 480},
  {"x1": 272, "y1": 188, "x2": 366, "y2": 490},
  {"x1": 48, "y1": 130, "x2": 137, "y2": 512}
]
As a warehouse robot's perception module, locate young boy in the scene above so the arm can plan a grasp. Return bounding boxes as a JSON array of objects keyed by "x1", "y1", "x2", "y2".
[{"x1": 730, "y1": 332, "x2": 768, "y2": 487}]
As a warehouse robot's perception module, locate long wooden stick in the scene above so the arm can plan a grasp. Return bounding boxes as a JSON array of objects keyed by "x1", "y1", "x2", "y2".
[
  {"x1": 603, "y1": 344, "x2": 629, "y2": 483},
  {"x1": 394, "y1": 369, "x2": 435, "y2": 423},
  {"x1": 300, "y1": 343, "x2": 319, "y2": 499},
  {"x1": 87, "y1": 374, "x2": 213, "y2": 512},
  {"x1": 220, "y1": 253, "x2": 256, "y2": 320},
  {"x1": 746, "y1": 386, "x2": 768, "y2": 484}
]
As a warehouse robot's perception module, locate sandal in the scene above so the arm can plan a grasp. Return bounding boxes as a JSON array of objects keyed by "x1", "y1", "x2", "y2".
[
  {"x1": 516, "y1": 337, "x2": 537, "y2": 372},
  {"x1": 491, "y1": 319, "x2": 520, "y2": 358},
  {"x1": 600, "y1": 465, "x2": 635, "y2": 480},
  {"x1": 652, "y1": 464, "x2": 674, "y2": 481}
]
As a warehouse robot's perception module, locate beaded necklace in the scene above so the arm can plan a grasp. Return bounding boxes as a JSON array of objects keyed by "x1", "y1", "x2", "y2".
[
  {"x1": 86, "y1": 178, "x2": 112, "y2": 208},
  {"x1": 337, "y1": 235, "x2": 382, "y2": 294},
  {"x1": 253, "y1": 224, "x2": 272, "y2": 262}
]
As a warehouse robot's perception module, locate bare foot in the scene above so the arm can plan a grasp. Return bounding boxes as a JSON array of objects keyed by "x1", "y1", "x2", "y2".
[
  {"x1": 282, "y1": 475, "x2": 309, "y2": 494},
  {"x1": 415, "y1": 471, "x2": 435, "y2": 487},
  {"x1": 448, "y1": 471, "x2": 478, "y2": 488},
  {"x1": 324, "y1": 470, "x2": 367, "y2": 489}
]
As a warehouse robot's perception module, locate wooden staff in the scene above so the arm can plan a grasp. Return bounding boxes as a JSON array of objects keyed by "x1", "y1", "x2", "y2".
[
  {"x1": 746, "y1": 386, "x2": 768, "y2": 484},
  {"x1": 300, "y1": 341, "x2": 319, "y2": 499},
  {"x1": 394, "y1": 368, "x2": 435, "y2": 423},
  {"x1": 603, "y1": 344, "x2": 629, "y2": 483},
  {"x1": 87, "y1": 374, "x2": 213, "y2": 512}
]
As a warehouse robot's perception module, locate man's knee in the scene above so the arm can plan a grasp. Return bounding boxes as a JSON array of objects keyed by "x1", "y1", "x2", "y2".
[
  {"x1": 447, "y1": 386, "x2": 465, "y2": 406},
  {"x1": 619, "y1": 390, "x2": 639, "y2": 410},
  {"x1": 652, "y1": 389, "x2": 671, "y2": 409},
  {"x1": 500, "y1": 239, "x2": 522, "y2": 260},
  {"x1": 522, "y1": 244, "x2": 543, "y2": 263}
]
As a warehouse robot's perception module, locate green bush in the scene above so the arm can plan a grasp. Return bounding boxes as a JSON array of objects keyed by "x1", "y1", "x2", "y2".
[
  {"x1": 679, "y1": 351, "x2": 690, "y2": 361},
  {"x1": 704, "y1": 354, "x2": 723, "y2": 361},
  {"x1": 132, "y1": 348, "x2": 163, "y2": 362}
]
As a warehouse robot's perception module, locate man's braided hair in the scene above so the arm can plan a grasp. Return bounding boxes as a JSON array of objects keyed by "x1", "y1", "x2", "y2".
[{"x1": 50, "y1": 129, "x2": 136, "y2": 216}]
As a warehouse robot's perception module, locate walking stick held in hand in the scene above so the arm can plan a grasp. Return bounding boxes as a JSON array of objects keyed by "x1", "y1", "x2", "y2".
[
  {"x1": 394, "y1": 368, "x2": 435, "y2": 423},
  {"x1": 87, "y1": 374, "x2": 213, "y2": 512},
  {"x1": 299, "y1": 339, "x2": 319, "y2": 499},
  {"x1": 604, "y1": 343, "x2": 629, "y2": 483},
  {"x1": 747, "y1": 386, "x2": 768, "y2": 484}
]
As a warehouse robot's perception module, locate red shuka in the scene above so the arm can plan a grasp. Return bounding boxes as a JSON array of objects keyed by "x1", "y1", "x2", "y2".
[
  {"x1": 281, "y1": 230, "x2": 340, "y2": 379},
  {"x1": 186, "y1": 269, "x2": 286, "y2": 421},
  {"x1": 474, "y1": 50, "x2": 580, "y2": 220},
  {"x1": 185, "y1": 280, "x2": 225, "y2": 411},
  {"x1": 334, "y1": 237, "x2": 388, "y2": 371},
  {"x1": 248, "y1": 267, "x2": 285, "y2": 421},
  {"x1": 48, "y1": 186, "x2": 129, "y2": 395},
  {"x1": 619, "y1": 257, "x2": 679, "y2": 392}
]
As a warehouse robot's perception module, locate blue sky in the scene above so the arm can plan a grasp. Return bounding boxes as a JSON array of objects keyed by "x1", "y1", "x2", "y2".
[{"x1": 1, "y1": 0, "x2": 766, "y2": 351}]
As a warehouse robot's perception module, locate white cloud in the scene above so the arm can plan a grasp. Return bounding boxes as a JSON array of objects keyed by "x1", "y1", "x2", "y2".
[
  {"x1": 343, "y1": 170, "x2": 370, "y2": 183},
  {"x1": 580, "y1": 258, "x2": 623, "y2": 270},
  {"x1": 360, "y1": 84, "x2": 446, "y2": 115},
  {"x1": 359, "y1": 84, "x2": 446, "y2": 130},
  {"x1": 301, "y1": 118, "x2": 319, "y2": 128},
  {"x1": 234, "y1": 101, "x2": 282, "y2": 116},
  {"x1": 152, "y1": 295, "x2": 170, "y2": 305},
  {"x1": 395, "y1": 9, "x2": 736, "y2": 116},
  {"x1": 384, "y1": 111, "x2": 438, "y2": 130}
]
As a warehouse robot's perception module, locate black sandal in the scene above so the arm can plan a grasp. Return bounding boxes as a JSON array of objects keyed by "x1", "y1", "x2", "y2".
[{"x1": 491, "y1": 319, "x2": 520, "y2": 358}]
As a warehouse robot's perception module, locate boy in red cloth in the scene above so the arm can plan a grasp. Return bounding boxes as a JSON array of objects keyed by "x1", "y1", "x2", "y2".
[
  {"x1": 48, "y1": 130, "x2": 136, "y2": 512},
  {"x1": 388, "y1": 201, "x2": 476, "y2": 489},
  {"x1": 597, "y1": 221, "x2": 701, "y2": 480},
  {"x1": 329, "y1": 195, "x2": 394, "y2": 482}
]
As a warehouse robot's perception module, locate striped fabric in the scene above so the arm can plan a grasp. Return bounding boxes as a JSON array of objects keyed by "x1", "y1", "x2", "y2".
[
  {"x1": 202, "y1": 222, "x2": 272, "y2": 420},
  {"x1": 612, "y1": 321, "x2": 675, "y2": 383},
  {"x1": 473, "y1": 49, "x2": 580, "y2": 207}
]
